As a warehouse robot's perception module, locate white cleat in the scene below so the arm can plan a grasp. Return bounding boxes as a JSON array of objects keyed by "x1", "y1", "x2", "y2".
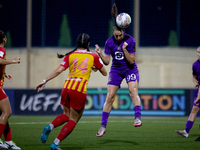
[
  {"x1": 96, "y1": 127, "x2": 106, "y2": 137},
  {"x1": 134, "y1": 118, "x2": 142, "y2": 127},
  {"x1": 3, "y1": 142, "x2": 21, "y2": 150},
  {"x1": 175, "y1": 130, "x2": 189, "y2": 138},
  {"x1": 0, "y1": 139, "x2": 7, "y2": 150}
]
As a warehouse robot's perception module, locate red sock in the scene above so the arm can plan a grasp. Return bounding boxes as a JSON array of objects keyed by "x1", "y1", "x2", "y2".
[
  {"x1": 57, "y1": 120, "x2": 76, "y2": 141},
  {"x1": 0, "y1": 124, "x2": 6, "y2": 138},
  {"x1": 3, "y1": 123, "x2": 12, "y2": 141},
  {"x1": 51, "y1": 114, "x2": 69, "y2": 128}
]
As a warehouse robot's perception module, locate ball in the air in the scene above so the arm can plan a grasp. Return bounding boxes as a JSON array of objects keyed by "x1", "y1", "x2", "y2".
[{"x1": 116, "y1": 13, "x2": 131, "y2": 28}]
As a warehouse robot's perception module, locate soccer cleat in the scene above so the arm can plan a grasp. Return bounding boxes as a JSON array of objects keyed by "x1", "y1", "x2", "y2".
[
  {"x1": 50, "y1": 143, "x2": 62, "y2": 150},
  {"x1": 96, "y1": 127, "x2": 106, "y2": 137},
  {"x1": 41, "y1": 125, "x2": 51, "y2": 143},
  {"x1": 0, "y1": 139, "x2": 7, "y2": 150},
  {"x1": 134, "y1": 118, "x2": 142, "y2": 127},
  {"x1": 3, "y1": 141, "x2": 21, "y2": 150},
  {"x1": 175, "y1": 130, "x2": 189, "y2": 138}
]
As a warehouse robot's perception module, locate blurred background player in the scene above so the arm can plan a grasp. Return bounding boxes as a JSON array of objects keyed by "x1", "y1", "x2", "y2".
[
  {"x1": 95, "y1": 3, "x2": 142, "y2": 137},
  {"x1": 35, "y1": 33, "x2": 107, "y2": 150},
  {"x1": 175, "y1": 46, "x2": 200, "y2": 138},
  {"x1": 0, "y1": 30, "x2": 21, "y2": 149}
]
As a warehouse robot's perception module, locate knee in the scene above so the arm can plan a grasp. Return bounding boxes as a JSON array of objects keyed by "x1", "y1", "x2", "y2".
[
  {"x1": 129, "y1": 88, "x2": 137, "y2": 98},
  {"x1": 105, "y1": 94, "x2": 115, "y2": 105}
]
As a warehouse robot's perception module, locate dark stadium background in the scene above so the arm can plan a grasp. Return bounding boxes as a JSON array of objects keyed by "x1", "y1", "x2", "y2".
[{"x1": 0, "y1": 0, "x2": 199, "y2": 47}]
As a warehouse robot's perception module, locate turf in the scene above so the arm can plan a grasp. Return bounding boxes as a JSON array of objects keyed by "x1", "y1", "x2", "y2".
[{"x1": 4, "y1": 116, "x2": 200, "y2": 150}]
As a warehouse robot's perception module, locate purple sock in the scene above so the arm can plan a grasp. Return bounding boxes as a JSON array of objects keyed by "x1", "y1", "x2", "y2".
[
  {"x1": 185, "y1": 120, "x2": 194, "y2": 133},
  {"x1": 101, "y1": 112, "x2": 109, "y2": 128},
  {"x1": 134, "y1": 105, "x2": 141, "y2": 119}
]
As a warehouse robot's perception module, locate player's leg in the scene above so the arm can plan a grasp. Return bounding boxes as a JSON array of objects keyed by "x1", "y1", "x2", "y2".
[
  {"x1": 176, "y1": 105, "x2": 199, "y2": 137},
  {"x1": 0, "y1": 99, "x2": 10, "y2": 135},
  {"x1": 0, "y1": 96, "x2": 20, "y2": 149},
  {"x1": 41, "y1": 88, "x2": 69, "y2": 144},
  {"x1": 3, "y1": 123, "x2": 21, "y2": 150},
  {"x1": 50, "y1": 106, "x2": 83, "y2": 150},
  {"x1": 128, "y1": 80, "x2": 142, "y2": 127},
  {"x1": 96, "y1": 85, "x2": 119, "y2": 137},
  {"x1": 50, "y1": 90, "x2": 86, "y2": 150},
  {"x1": 40, "y1": 108, "x2": 69, "y2": 144}
]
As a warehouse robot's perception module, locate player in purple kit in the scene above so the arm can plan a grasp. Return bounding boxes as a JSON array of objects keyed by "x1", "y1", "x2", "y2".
[
  {"x1": 95, "y1": 3, "x2": 142, "y2": 137},
  {"x1": 175, "y1": 46, "x2": 200, "y2": 138}
]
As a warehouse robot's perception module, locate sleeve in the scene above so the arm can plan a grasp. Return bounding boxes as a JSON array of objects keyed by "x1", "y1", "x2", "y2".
[
  {"x1": 92, "y1": 53, "x2": 103, "y2": 69},
  {"x1": 104, "y1": 40, "x2": 111, "y2": 55},
  {"x1": 192, "y1": 62, "x2": 197, "y2": 76},
  {"x1": 60, "y1": 55, "x2": 69, "y2": 69},
  {"x1": 0, "y1": 47, "x2": 6, "y2": 59},
  {"x1": 127, "y1": 38, "x2": 136, "y2": 54}
]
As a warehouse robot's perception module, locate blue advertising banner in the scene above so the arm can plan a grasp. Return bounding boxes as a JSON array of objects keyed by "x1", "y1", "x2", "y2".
[
  {"x1": 12, "y1": 88, "x2": 192, "y2": 116},
  {"x1": 85, "y1": 89, "x2": 191, "y2": 116},
  {"x1": 14, "y1": 89, "x2": 63, "y2": 115},
  {"x1": 4, "y1": 89, "x2": 15, "y2": 115}
]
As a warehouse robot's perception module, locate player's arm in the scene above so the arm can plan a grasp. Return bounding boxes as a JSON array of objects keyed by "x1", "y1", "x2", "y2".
[
  {"x1": 95, "y1": 44, "x2": 110, "y2": 66},
  {"x1": 5, "y1": 73, "x2": 13, "y2": 82},
  {"x1": 35, "y1": 66, "x2": 65, "y2": 92},
  {"x1": 193, "y1": 76, "x2": 199, "y2": 89},
  {"x1": 99, "y1": 66, "x2": 107, "y2": 76},
  {"x1": 122, "y1": 42, "x2": 135, "y2": 65},
  {"x1": 0, "y1": 57, "x2": 20, "y2": 65}
]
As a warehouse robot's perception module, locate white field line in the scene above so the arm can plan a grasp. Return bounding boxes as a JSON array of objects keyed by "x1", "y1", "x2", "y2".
[{"x1": 9, "y1": 120, "x2": 188, "y2": 125}]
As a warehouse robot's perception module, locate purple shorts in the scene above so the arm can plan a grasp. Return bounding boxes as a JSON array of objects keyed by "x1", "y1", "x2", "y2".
[
  {"x1": 107, "y1": 69, "x2": 139, "y2": 87},
  {"x1": 193, "y1": 89, "x2": 200, "y2": 108}
]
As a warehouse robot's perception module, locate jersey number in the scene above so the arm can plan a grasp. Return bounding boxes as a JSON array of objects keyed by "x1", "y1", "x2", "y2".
[{"x1": 71, "y1": 57, "x2": 89, "y2": 73}]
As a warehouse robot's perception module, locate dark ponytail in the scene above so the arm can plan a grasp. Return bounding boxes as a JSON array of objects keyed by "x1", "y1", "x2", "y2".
[
  {"x1": 111, "y1": 3, "x2": 123, "y2": 31},
  {"x1": 57, "y1": 33, "x2": 90, "y2": 59},
  {"x1": 111, "y1": 3, "x2": 118, "y2": 23},
  {"x1": 0, "y1": 30, "x2": 6, "y2": 44}
]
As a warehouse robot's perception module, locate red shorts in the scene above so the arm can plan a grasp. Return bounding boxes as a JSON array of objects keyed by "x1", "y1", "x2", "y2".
[
  {"x1": 60, "y1": 88, "x2": 86, "y2": 110},
  {"x1": 0, "y1": 88, "x2": 7, "y2": 101}
]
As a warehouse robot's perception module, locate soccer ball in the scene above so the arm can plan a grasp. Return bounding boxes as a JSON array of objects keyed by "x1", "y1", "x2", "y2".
[{"x1": 116, "y1": 13, "x2": 131, "y2": 28}]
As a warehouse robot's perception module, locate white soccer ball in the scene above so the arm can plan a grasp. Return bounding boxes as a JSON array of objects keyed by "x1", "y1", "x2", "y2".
[{"x1": 116, "y1": 13, "x2": 131, "y2": 28}]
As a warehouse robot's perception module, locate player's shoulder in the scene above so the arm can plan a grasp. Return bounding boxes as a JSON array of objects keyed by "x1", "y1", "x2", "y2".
[
  {"x1": 193, "y1": 59, "x2": 200, "y2": 65},
  {"x1": 89, "y1": 52, "x2": 99, "y2": 59},
  {"x1": 124, "y1": 33, "x2": 135, "y2": 43},
  {"x1": 0, "y1": 46, "x2": 5, "y2": 52},
  {"x1": 0, "y1": 47, "x2": 6, "y2": 57},
  {"x1": 105, "y1": 36, "x2": 114, "y2": 45}
]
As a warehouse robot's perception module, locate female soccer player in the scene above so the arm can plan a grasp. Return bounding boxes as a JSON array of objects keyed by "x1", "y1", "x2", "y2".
[
  {"x1": 35, "y1": 33, "x2": 107, "y2": 150},
  {"x1": 95, "y1": 4, "x2": 142, "y2": 137},
  {"x1": 0, "y1": 30, "x2": 21, "y2": 149},
  {"x1": 175, "y1": 46, "x2": 200, "y2": 138}
]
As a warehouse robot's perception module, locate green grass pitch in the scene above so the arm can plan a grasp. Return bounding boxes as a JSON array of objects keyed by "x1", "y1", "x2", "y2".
[{"x1": 4, "y1": 116, "x2": 200, "y2": 150}]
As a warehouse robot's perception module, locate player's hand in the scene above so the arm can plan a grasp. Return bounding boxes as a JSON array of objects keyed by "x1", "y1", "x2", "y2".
[
  {"x1": 5, "y1": 73, "x2": 13, "y2": 82},
  {"x1": 195, "y1": 84, "x2": 199, "y2": 90},
  {"x1": 92, "y1": 66, "x2": 98, "y2": 72},
  {"x1": 122, "y1": 42, "x2": 128, "y2": 51},
  {"x1": 195, "y1": 98, "x2": 199, "y2": 106},
  {"x1": 13, "y1": 57, "x2": 20, "y2": 64},
  {"x1": 35, "y1": 81, "x2": 46, "y2": 92},
  {"x1": 95, "y1": 44, "x2": 101, "y2": 55}
]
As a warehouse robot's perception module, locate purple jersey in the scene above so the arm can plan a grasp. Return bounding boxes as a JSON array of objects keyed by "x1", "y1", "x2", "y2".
[
  {"x1": 192, "y1": 59, "x2": 200, "y2": 107},
  {"x1": 104, "y1": 33, "x2": 138, "y2": 72},
  {"x1": 192, "y1": 59, "x2": 200, "y2": 85}
]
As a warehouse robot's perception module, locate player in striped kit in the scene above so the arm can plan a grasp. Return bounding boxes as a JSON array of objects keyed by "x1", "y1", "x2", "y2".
[
  {"x1": 0, "y1": 30, "x2": 21, "y2": 150},
  {"x1": 35, "y1": 33, "x2": 107, "y2": 150}
]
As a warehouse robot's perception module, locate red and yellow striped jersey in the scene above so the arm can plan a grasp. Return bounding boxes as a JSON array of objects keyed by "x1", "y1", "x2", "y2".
[
  {"x1": 0, "y1": 46, "x2": 6, "y2": 88},
  {"x1": 60, "y1": 49, "x2": 103, "y2": 94}
]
